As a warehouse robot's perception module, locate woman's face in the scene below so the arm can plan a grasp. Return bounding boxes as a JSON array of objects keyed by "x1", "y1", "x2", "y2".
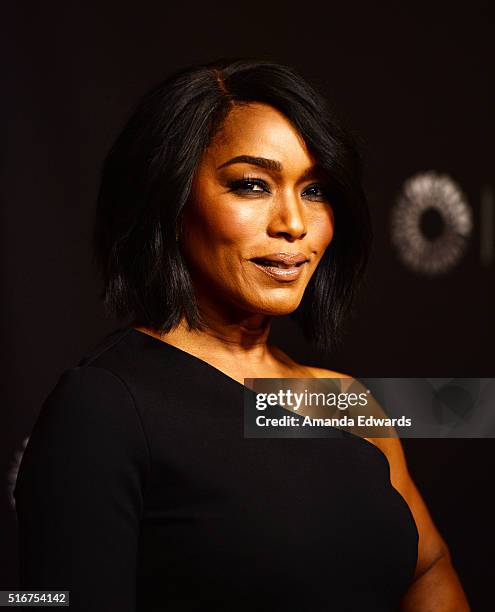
[{"x1": 180, "y1": 102, "x2": 334, "y2": 319}]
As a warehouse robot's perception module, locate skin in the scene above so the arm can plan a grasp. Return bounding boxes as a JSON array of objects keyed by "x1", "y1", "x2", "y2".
[{"x1": 135, "y1": 102, "x2": 470, "y2": 610}]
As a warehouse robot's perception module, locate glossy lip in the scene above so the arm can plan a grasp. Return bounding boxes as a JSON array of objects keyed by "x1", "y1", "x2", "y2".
[
  {"x1": 249, "y1": 252, "x2": 310, "y2": 282},
  {"x1": 250, "y1": 259, "x2": 308, "y2": 282}
]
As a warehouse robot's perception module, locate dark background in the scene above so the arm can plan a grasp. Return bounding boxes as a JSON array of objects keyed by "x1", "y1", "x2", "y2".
[{"x1": 2, "y1": 2, "x2": 494, "y2": 608}]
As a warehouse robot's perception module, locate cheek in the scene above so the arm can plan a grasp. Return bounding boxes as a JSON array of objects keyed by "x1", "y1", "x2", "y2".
[
  {"x1": 195, "y1": 201, "x2": 261, "y2": 246},
  {"x1": 312, "y1": 209, "x2": 335, "y2": 251}
]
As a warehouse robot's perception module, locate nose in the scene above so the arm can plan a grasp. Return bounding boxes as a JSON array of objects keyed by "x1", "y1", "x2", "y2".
[{"x1": 267, "y1": 190, "x2": 307, "y2": 241}]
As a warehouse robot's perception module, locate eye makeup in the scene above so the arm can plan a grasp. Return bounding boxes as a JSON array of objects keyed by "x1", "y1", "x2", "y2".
[
  {"x1": 227, "y1": 176, "x2": 329, "y2": 202},
  {"x1": 227, "y1": 177, "x2": 270, "y2": 195}
]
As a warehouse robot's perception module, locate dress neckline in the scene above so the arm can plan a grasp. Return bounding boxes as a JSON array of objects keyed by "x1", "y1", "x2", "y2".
[
  {"x1": 126, "y1": 326, "x2": 391, "y2": 466},
  {"x1": 128, "y1": 326, "x2": 258, "y2": 394}
]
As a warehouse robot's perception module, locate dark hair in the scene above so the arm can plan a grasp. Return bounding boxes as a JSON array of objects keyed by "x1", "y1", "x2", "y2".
[{"x1": 93, "y1": 58, "x2": 372, "y2": 353}]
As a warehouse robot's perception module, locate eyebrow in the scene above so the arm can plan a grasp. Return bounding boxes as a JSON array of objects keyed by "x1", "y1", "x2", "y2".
[
  {"x1": 217, "y1": 155, "x2": 321, "y2": 181},
  {"x1": 217, "y1": 155, "x2": 282, "y2": 172}
]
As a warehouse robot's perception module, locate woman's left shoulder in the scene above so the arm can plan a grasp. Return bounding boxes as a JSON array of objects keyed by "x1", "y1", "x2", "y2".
[
  {"x1": 270, "y1": 346, "x2": 349, "y2": 378},
  {"x1": 304, "y1": 364, "x2": 353, "y2": 379}
]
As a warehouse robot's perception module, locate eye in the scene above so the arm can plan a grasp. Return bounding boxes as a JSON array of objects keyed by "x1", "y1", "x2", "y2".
[
  {"x1": 228, "y1": 177, "x2": 270, "y2": 195},
  {"x1": 302, "y1": 183, "x2": 329, "y2": 202}
]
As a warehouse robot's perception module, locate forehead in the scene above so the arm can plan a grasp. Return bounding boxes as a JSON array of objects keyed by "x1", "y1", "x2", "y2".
[{"x1": 204, "y1": 102, "x2": 314, "y2": 169}]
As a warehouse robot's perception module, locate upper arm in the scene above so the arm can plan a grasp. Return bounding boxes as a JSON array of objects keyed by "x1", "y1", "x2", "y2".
[
  {"x1": 14, "y1": 366, "x2": 150, "y2": 611},
  {"x1": 374, "y1": 436, "x2": 451, "y2": 581}
]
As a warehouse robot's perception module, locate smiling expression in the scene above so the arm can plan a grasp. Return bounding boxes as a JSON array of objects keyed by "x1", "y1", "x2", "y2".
[{"x1": 179, "y1": 102, "x2": 335, "y2": 318}]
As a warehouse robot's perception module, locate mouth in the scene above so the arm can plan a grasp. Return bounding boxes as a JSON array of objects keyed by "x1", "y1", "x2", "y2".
[
  {"x1": 249, "y1": 258, "x2": 308, "y2": 282},
  {"x1": 250, "y1": 258, "x2": 307, "y2": 269}
]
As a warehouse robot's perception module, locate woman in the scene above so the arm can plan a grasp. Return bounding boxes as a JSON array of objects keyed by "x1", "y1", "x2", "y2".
[{"x1": 14, "y1": 59, "x2": 469, "y2": 611}]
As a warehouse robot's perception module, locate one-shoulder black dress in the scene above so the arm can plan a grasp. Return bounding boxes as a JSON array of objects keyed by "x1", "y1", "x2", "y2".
[{"x1": 14, "y1": 327, "x2": 418, "y2": 611}]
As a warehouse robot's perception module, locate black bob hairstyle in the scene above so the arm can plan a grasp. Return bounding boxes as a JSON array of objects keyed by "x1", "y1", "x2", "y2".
[{"x1": 93, "y1": 58, "x2": 372, "y2": 353}]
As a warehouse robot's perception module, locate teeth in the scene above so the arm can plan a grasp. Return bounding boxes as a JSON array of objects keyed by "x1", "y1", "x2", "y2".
[{"x1": 257, "y1": 259, "x2": 299, "y2": 268}]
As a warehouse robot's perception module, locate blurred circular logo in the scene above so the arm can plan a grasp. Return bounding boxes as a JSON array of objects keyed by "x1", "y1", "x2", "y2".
[{"x1": 391, "y1": 171, "x2": 473, "y2": 275}]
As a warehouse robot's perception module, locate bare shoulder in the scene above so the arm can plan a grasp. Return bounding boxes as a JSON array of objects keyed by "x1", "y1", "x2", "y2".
[
  {"x1": 304, "y1": 364, "x2": 353, "y2": 379},
  {"x1": 269, "y1": 346, "x2": 352, "y2": 379}
]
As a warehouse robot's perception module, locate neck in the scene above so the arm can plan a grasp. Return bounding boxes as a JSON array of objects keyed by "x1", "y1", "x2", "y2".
[{"x1": 134, "y1": 301, "x2": 276, "y2": 366}]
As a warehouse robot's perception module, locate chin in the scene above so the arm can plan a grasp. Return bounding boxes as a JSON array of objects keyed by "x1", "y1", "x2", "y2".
[{"x1": 249, "y1": 298, "x2": 303, "y2": 317}]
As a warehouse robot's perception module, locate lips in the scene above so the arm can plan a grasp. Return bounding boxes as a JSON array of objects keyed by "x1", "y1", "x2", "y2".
[
  {"x1": 250, "y1": 253, "x2": 309, "y2": 268},
  {"x1": 249, "y1": 252, "x2": 309, "y2": 282}
]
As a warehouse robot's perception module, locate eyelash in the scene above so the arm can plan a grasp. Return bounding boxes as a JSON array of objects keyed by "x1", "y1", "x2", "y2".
[{"x1": 227, "y1": 177, "x2": 329, "y2": 201}]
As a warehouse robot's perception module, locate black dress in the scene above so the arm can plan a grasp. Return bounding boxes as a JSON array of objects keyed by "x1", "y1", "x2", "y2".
[{"x1": 14, "y1": 327, "x2": 418, "y2": 611}]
